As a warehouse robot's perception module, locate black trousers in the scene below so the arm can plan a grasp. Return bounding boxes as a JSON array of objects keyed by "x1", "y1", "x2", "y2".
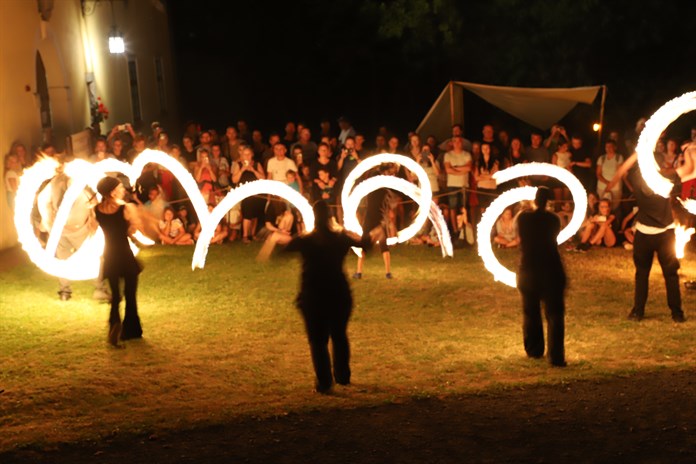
[
  {"x1": 632, "y1": 229, "x2": 682, "y2": 316},
  {"x1": 519, "y1": 280, "x2": 565, "y2": 366},
  {"x1": 108, "y1": 273, "x2": 142, "y2": 337},
  {"x1": 302, "y1": 307, "x2": 351, "y2": 391}
]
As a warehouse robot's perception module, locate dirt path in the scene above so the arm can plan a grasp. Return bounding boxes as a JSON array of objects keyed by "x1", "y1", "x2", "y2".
[{"x1": 3, "y1": 369, "x2": 695, "y2": 463}]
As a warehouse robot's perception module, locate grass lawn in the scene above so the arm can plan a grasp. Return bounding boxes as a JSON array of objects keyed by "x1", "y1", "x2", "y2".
[{"x1": 1, "y1": 241, "x2": 695, "y2": 452}]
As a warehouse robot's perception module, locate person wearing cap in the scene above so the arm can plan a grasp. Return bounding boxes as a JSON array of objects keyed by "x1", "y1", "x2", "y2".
[
  {"x1": 285, "y1": 200, "x2": 370, "y2": 393},
  {"x1": 516, "y1": 186, "x2": 567, "y2": 367},
  {"x1": 95, "y1": 176, "x2": 145, "y2": 346}
]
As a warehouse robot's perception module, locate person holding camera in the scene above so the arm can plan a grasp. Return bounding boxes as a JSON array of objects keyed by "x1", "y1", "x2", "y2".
[
  {"x1": 543, "y1": 124, "x2": 569, "y2": 155},
  {"x1": 233, "y1": 146, "x2": 266, "y2": 243}
]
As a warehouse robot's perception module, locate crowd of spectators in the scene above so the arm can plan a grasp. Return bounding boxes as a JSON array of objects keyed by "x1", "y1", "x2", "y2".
[{"x1": 6, "y1": 116, "x2": 696, "y2": 255}]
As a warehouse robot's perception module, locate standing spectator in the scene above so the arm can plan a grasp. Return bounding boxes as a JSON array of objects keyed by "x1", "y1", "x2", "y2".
[
  {"x1": 267, "y1": 143, "x2": 298, "y2": 182},
  {"x1": 498, "y1": 129, "x2": 511, "y2": 155},
  {"x1": 4, "y1": 153, "x2": 21, "y2": 209},
  {"x1": 372, "y1": 134, "x2": 388, "y2": 156},
  {"x1": 194, "y1": 149, "x2": 217, "y2": 204},
  {"x1": 386, "y1": 135, "x2": 401, "y2": 155},
  {"x1": 233, "y1": 146, "x2": 266, "y2": 243},
  {"x1": 439, "y1": 124, "x2": 473, "y2": 153},
  {"x1": 211, "y1": 144, "x2": 231, "y2": 189},
  {"x1": 292, "y1": 128, "x2": 318, "y2": 165},
  {"x1": 310, "y1": 143, "x2": 338, "y2": 184},
  {"x1": 251, "y1": 130, "x2": 267, "y2": 161},
  {"x1": 443, "y1": 136, "x2": 473, "y2": 231},
  {"x1": 517, "y1": 186, "x2": 567, "y2": 367},
  {"x1": 283, "y1": 121, "x2": 297, "y2": 148},
  {"x1": 506, "y1": 137, "x2": 525, "y2": 167},
  {"x1": 9, "y1": 142, "x2": 29, "y2": 169},
  {"x1": 474, "y1": 142, "x2": 499, "y2": 213},
  {"x1": 353, "y1": 165, "x2": 394, "y2": 280},
  {"x1": 412, "y1": 143, "x2": 440, "y2": 197},
  {"x1": 111, "y1": 138, "x2": 127, "y2": 163},
  {"x1": 196, "y1": 131, "x2": 212, "y2": 163},
  {"x1": 262, "y1": 133, "x2": 281, "y2": 168},
  {"x1": 624, "y1": 117, "x2": 647, "y2": 156},
  {"x1": 319, "y1": 118, "x2": 334, "y2": 140},
  {"x1": 551, "y1": 140, "x2": 573, "y2": 205},
  {"x1": 480, "y1": 124, "x2": 503, "y2": 162},
  {"x1": 596, "y1": 140, "x2": 625, "y2": 211},
  {"x1": 337, "y1": 116, "x2": 356, "y2": 147},
  {"x1": 222, "y1": 126, "x2": 241, "y2": 162},
  {"x1": 181, "y1": 135, "x2": 197, "y2": 172},
  {"x1": 543, "y1": 124, "x2": 569, "y2": 155},
  {"x1": 237, "y1": 120, "x2": 252, "y2": 144},
  {"x1": 525, "y1": 132, "x2": 550, "y2": 164},
  {"x1": 569, "y1": 135, "x2": 593, "y2": 193}
]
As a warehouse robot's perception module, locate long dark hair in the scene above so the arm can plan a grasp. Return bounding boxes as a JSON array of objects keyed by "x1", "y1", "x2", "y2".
[{"x1": 478, "y1": 143, "x2": 497, "y2": 172}]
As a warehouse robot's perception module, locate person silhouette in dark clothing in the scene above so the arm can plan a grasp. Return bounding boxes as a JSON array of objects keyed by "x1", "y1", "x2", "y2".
[
  {"x1": 516, "y1": 186, "x2": 567, "y2": 367},
  {"x1": 285, "y1": 200, "x2": 370, "y2": 393}
]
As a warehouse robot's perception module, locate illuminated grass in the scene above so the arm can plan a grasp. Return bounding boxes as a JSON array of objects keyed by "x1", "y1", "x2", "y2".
[{"x1": 1, "y1": 243, "x2": 695, "y2": 451}]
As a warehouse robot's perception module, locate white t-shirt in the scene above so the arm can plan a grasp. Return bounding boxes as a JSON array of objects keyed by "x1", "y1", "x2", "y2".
[
  {"x1": 266, "y1": 157, "x2": 298, "y2": 182},
  {"x1": 4, "y1": 170, "x2": 19, "y2": 192},
  {"x1": 444, "y1": 150, "x2": 472, "y2": 187}
]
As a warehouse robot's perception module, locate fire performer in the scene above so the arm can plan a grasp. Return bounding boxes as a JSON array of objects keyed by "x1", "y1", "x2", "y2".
[
  {"x1": 95, "y1": 177, "x2": 145, "y2": 346},
  {"x1": 285, "y1": 200, "x2": 370, "y2": 393},
  {"x1": 517, "y1": 186, "x2": 567, "y2": 367},
  {"x1": 606, "y1": 144, "x2": 695, "y2": 323}
]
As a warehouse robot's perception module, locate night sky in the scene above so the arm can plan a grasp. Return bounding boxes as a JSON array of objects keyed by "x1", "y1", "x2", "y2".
[{"x1": 166, "y1": 0, "x2": 696, "y2": 142}]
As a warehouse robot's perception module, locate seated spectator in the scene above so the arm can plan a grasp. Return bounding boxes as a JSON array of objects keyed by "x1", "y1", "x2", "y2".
[
  {"x1": 557, "y1": 200, "x2": 573, "y2": 229},
  {"x1": 456, "y1": 206, "x2": 475, "y2": 245},
  {"x1": 194, "y1": 204, "x2": 228, "y2": 244},
  {"x1": 158, "y1": 206, "x2": 194, "y2": 245},
  {"x1": 177, "y1": 205, "x2": 196, "y2": 235},
  {"x1": 576, "y1": 199, "x2": 616, "y2": 251},
  {"x1": 143, "y1": 186, "x2": 168, "y2": 221},
  {"x1": 256, "y1": 197, "x2": 296, "y2": 261},
  {"x1": 227, "y1": 202, "x2": 242, "y2": 242},
  {"x1": 619, "y1": 205, "x2": 639, "y2": 250},
  {"x1": 493, "y1": 207, "x2": 519, "y2": 248}
]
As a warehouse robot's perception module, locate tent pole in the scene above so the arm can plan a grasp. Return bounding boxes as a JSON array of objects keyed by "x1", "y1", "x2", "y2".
[{"x1": 597, "y1": 85, "x2": 607, "y2": 155}]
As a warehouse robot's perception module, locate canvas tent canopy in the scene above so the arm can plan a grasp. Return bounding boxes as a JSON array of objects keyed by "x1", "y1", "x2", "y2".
[{"x1": 416, "y1": 81, "x2": 606, "y2": 143}]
